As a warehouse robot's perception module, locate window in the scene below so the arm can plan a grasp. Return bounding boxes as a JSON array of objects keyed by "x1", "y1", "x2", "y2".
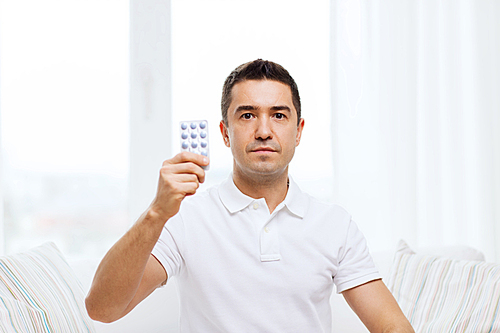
[{"x1": 0, "y1": 0, "x2": 129, "y2": 258}]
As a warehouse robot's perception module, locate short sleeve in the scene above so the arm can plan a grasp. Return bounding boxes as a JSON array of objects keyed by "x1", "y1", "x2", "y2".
[
  {"x1": 334, "y1": 219, "x2": 381, "y2": 293},
  {"x1": 151, "y1": 214, "x2": 185, "y2": 280}
]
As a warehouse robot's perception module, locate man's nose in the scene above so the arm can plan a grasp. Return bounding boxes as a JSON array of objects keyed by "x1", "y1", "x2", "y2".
[{"x1": 255, "y1": 117, "x2": 273, "y2": 140}]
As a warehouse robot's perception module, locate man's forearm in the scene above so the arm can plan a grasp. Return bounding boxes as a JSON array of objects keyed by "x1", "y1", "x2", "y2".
[
  {"x1": 343, "y1": 280, "x2": 414, "y2": 333},
  {"x1": 85, "y1": 208, "x2": 167, "y2": 322},
  {"x1": 382, "y1": 324, "x2": 415, "y2": 333}
]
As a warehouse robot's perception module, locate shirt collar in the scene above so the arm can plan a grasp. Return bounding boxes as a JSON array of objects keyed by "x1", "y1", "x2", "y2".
[
  {"x1": 218, "y1": 174, "x2": 307, "y2": 218},
  {"x1": 218, "y1": 174, "x2": 255, "y2": 213},
  {"x1": 282, "y1": 175, "x2": 307, "y2": 218}
]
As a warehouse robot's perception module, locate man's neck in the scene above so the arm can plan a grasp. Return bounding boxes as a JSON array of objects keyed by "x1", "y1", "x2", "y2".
[{"x1": 232, "y1": 168, "x2": 289, "y2": 214}]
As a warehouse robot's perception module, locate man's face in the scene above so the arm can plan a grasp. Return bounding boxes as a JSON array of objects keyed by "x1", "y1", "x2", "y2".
[{"x1": 220, "y1": 79, "x2": 304, "y2": 180}]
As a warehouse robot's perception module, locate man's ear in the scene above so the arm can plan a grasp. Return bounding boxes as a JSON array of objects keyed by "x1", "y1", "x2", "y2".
[
  {"x1": 295, "y1": 118, "x2": 305, "y2": 147},
  {"x1": 219, "y1": 120, "x2": 230, "y2": 147}
]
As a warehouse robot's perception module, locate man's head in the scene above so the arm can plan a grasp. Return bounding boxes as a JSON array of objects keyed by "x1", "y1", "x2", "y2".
[
  {"x1": 219, "y1": 60, "x2": 305, "y2": 182},
  {"x1": 221, "y1": 59, "x2": 301, "y2": 125}
]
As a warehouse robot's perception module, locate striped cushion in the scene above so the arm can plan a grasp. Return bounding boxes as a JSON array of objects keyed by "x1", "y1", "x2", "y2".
[
  {"x1": 0, "y1": 242, "x2": 96, "y2": 332},
  {"x1": 387, "y1": 240, "x2": 500, "y2": 332}
]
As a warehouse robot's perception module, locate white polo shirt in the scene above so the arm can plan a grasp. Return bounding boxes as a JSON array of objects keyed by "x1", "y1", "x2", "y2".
[{"x1": 152, "y1": 175, "x2": 380, "y2": 332}]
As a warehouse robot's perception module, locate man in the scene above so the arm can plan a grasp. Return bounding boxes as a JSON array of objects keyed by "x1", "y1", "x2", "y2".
[{"x1": 86, "y1": 59, "x2": 414, "y2": 332}]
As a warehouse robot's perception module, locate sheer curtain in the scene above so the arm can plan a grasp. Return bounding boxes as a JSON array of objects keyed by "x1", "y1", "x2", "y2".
[{"x1": 330, "y1": 0, "x2": 500, "y2": 261}]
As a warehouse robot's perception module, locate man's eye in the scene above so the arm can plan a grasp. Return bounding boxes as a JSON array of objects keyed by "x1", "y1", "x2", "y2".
[
  {"x1": 242, "y1": 113, "x2": 253, "y2": 119},
  {"x1": 274, "y1": 113, "x2": 285, "y2": 119}
]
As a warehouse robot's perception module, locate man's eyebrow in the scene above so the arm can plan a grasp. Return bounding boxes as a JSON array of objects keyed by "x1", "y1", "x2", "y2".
[
  {"x1": 234, "y1": 105, "x2": 292, "y2": 112},
  {"x1": 235, "y1": 105, "x2": 258, "y2": 112},
  {"x1": 271, "y1": 105, "x2": 291, "y2": 112}
]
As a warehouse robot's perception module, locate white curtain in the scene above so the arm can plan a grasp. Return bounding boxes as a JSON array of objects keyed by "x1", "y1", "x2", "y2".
[{"x1": 330, "y1": 0, "x2": 500, "y2": 261}]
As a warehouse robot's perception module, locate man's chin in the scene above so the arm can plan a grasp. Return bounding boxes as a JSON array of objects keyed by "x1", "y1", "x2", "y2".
[
  {"x1": 233, "y1": 157, "x2": 290, "y2": 178},
  {"x1": 245, "y1": 163, "x2": 287, "y2": 177}
]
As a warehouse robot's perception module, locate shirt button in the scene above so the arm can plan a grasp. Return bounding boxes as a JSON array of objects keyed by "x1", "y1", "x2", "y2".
[
  {"x1": 253, "y1": 203, "x2": 259, "y2": 210},
  {"x1": 264, "y1": 227, "x2": 270, "y2": 233}
]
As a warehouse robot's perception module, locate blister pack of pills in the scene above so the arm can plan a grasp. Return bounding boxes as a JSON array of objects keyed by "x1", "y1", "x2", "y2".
[{"x1": 179, "y1": 120, "x2": 209, "y2": 170}]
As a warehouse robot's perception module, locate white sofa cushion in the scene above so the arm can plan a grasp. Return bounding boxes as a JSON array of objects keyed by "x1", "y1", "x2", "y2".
[
  {"x1": 387, "y1": 240, "x2": 500, "y2": 332},
  {"x1": 0, "y1": 242, "x2": 96, "y2": 333}
]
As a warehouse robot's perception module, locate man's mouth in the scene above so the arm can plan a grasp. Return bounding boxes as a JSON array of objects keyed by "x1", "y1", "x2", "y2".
[
  {"x1": 252, "y1": 147, "x2": 276, "y2": 152},
  {"x1": 247, "y1": 141, "x2": 281, "y2": 154}
]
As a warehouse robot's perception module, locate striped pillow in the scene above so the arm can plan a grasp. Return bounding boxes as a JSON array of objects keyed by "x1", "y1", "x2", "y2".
[
  {"x1": 0, "y1": 242, "x2": 96, "y2": 333},
  {"x1": 387, "y1": 240, "x2": 500, "y2": 332}
]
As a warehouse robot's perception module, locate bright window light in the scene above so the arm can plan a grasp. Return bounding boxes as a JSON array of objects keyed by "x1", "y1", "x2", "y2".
[{"x1": 0, "y1": 0, "x2": 129, "y2": 257}]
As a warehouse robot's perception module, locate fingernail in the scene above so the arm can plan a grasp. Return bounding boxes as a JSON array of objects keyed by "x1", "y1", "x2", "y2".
[{"x1": 203, "y1": 157, "x2": 208, "y2": 164}]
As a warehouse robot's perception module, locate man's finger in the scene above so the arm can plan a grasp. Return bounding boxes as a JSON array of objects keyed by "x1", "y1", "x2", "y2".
[
  {"x1": 173, "y1": 173, "x2": 200, "y2": 185},
  {"x1": 161, "y1": 161, "x2": 206, "y2": 184},
  {"x1": 166, "y1": 152, "x2": 210, "y2": 168}
]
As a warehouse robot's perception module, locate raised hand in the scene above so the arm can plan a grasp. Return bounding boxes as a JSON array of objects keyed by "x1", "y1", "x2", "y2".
[{"x1": 149, "y1": 152, "x2": 210, "y2": 221}]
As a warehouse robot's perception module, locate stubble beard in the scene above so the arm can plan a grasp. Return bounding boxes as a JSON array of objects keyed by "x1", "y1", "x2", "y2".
[{"x1": 232, "y1": 149, "x2": 294, "y2": 187}]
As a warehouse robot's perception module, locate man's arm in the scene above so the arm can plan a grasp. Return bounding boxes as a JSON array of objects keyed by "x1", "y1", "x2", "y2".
[
  {"x1": 342, "y1": 279, "x2": 414, "y2": 333},
  {"x1": 85, "y1": 152, "x2": 209, "y2": 323}
]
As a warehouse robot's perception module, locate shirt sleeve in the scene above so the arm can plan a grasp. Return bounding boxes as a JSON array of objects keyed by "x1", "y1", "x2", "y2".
[
  {"x1": 334, "y1": 219, "x2": 381, "y2": 293},
  {"x1": 151, "y1": 213, "x2": 185, "y2": 281}
]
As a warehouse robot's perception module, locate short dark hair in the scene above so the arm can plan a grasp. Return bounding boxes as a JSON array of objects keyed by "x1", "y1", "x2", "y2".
[{"x1": 221, "y1": 59, "x2": 301, "y2": 125}]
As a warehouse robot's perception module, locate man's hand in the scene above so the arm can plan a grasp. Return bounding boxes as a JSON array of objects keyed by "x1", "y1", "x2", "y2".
[{"x1": 149, "y1": 152, "x2": 209, "y2": 221}]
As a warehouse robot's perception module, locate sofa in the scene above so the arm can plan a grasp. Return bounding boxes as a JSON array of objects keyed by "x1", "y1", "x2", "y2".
[{"x1": 0, "y1": 240, "x2": 498, "y2": 332}]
